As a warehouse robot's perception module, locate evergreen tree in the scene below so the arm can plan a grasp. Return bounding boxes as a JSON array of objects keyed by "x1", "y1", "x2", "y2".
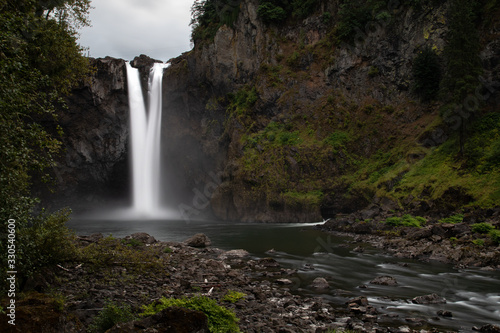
[{"x1": 442, "y1": 0, "x2": 482, "y2": 155}]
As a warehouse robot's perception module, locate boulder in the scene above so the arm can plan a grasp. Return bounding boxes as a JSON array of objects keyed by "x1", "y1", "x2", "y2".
[
  {"x1": 184, "y1": 233, "x2": 211, "y2": 248},
  {"x1": 437, "y1": 310, "x2": 453, "y2": 317},
  {"x1": 311, "y1": 277, "x2": 330, "y2": 290},
  {"x1": 107, "y1": 307, "x2": 209, "y2": 333},
  {"x1": 477, "y1": 324, "x2": 500, "y2": 333},
  {"x1": 412, "y1": 293, "x2": 446, "y2": 304},
  {"x1": 128, "y1": 232, "x2": 157, "y2": 244},
  {"x1": 370, "y1": 276, "x2": 398, "y2": 286},
  {"x1": 218, "y1": 249, "x2": 250, "y2": 260},
  {"x1": 257, "y1": 258, "x2": 280, "y2": 267}
]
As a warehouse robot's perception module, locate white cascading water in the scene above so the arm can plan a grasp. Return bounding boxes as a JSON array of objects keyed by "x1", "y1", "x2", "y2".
[{"x1": 125, "y1": 62, "x2": 167, "y2": 216}]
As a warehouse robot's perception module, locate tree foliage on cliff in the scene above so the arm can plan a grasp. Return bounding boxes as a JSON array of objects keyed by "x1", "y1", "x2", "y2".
[
  {"x1": 0, "y1": 0, "x2": 91, "y2": 292},
  {"x1": 257, "y1": 0, "x2": 318, "y2": 24},
  {"x1": 190, "y1": 0, "x2": 242, "y2": 43}
]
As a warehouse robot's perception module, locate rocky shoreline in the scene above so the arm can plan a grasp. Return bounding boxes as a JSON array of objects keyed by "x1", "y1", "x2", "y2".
[
  {"x1": 318, "y1": 208, "x2": 500, "y2": 270},
  {"x1": 1, "y1": 231, "x2": 499, "y2": 333}
]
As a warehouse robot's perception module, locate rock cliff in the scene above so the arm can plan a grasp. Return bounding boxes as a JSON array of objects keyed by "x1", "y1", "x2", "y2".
[{"x1": 53, "y1": 0, "x2": 500, "y2": 221}]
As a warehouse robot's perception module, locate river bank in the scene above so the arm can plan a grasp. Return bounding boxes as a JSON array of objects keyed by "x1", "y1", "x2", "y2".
[
  {"x1": 318, "y1": 209, "x2": 500, "y2": 269},
  {"x1": 1, "y1": 231, "x2": 499, "y2": 333}
]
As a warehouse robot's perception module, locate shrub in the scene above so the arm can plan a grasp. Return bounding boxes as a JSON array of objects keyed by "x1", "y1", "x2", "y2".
[
  {"x1": 439, "y1": 214, "x2": 464, "y2": 224},
  {"x1": 258, "y1": 2, "x2": 287, "y2": 24},
  {"x1": 489, "y1": 230, "x2": 500, "y2": 245},
  {"x1": 384, "y1": 214, "x2": 425, "y2": 228},
  {"x1": 190, "y1": 0, "x2": 242, "y2": 43},
  {"x1": 14, "y1": 209, "x2": 76, "y2": 282},
  {"x1": 471, "y1": 222, "x2": 495, "y2": 234},
  {"x1": 142, "y1": 296, "x2": 240, "y2": 333},
  {"x1": 88, "y1": 302, "x2": 135, "y2": 333}
]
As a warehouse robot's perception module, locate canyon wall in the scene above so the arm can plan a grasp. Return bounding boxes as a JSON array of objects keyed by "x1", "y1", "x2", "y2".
[{"x1": 52, "y1": 0, "x2": 500, "y2": 221}]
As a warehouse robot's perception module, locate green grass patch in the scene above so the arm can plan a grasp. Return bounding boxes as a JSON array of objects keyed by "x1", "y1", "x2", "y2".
[
  {"x1": 489, "y1": 229, "x2": 500, "y2": 245},
  {"x1": 282, "y1": 190, "x2": 324, "y2": 210},
  {"x1": 383, "y1": 214, "x2": 426, "y2": 228},
  {"x1": 142, "y1": 296, "x2": 240, "y2": 333},
  {"x1": 222, "y1": 290, "x2": 246, "y2": 303},
  {"x1": 471, "y1": 222, "x2": 495, "y2": 234},
  {"x1": 439, "y1": 214, "x2": 464, "y2": 224}
]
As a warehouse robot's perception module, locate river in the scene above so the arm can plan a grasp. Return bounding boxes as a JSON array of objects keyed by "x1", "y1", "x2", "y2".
[{"x1": 67, "y1": 217, "x2": 500, "y2": 332}]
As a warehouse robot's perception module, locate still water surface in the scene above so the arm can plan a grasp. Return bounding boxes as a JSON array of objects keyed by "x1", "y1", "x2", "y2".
[{"x1": 67, "y1": 217, "x2": 500, "y2": 332}]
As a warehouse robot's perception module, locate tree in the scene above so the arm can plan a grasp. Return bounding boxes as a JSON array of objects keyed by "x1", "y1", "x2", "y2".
[
  {"x1": 442, "y1": 0, "x2": 482, "y2": 155},
  {"x1": 412, "y1": 46, "x2": 442, "y2": 102},
  {"x1": 0, "y1": 1, "x2": 91, "y2": 292}
]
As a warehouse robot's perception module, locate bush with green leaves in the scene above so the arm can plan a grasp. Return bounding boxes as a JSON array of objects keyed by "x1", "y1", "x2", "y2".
[
  {"x1": 471, "y1": 222, "x2": 495, "y2": 234},
  {"x1": 383, "y1": 214, "x2": 426, "y2": 228},
  {"x1": 190, "y1": 0, "x2": 242, "y2": 43},
  {"x1": 88, "y1": 302, "x2": 136, "y2": 333},
  {"x1": 258, "y1": 1, "x2": 288, "y2": 23},
  {"x1": 0, "y1": 1, "x2": 91, "y2": 293},
  {"x1": 142, "y1": 296, "x2": 240, "y2": 333},
  {"x1": 489, "y1": 229, "x2": 500, "y2": 245},
  {"x1": 257, "y1": 0, "x2": 318, "y2": 24}
]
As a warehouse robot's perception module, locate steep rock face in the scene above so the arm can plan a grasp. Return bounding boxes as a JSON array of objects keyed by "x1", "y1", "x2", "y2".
[
  {"x1": 47, "y1": 57, "x2": 130, "y2": 211},
  {"x1": 53, "y1": 1, "x2": 500, "y2": 221},
  {"x1": 163, "y1": 0, "x2": 500, "y2": 222}
]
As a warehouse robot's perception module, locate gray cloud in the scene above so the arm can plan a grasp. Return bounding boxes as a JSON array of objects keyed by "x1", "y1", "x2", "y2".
[{"x1": 78, "y1": 0, "x2": 193, "y2": 61}]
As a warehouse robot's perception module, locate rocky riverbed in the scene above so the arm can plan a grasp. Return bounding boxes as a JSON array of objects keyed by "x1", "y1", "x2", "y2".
[
  {"x1": 318, "y1": 209, "x2": 500, "y2": 270},
  {"x1": 1, "y1": 232, "x2": 499, "y2": 333}
]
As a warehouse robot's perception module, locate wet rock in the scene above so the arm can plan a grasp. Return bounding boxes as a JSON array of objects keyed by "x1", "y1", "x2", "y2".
[
  {"x1": 348, "y1": 296, "x2": 369, "y2": 307},
  {"x1": 127, "y1": 232, "x2": 157, "y2": 244},
  {"x1": 257, "y1": 257, "x2": 280, "y2": 267},
  {"x1": 184, "y1": 233, "x2": 211, "y2": 248},
  {"x1": 276, "y1": 278, "x2": 294, "y2": 285},
  {"x1": 412, "y1": 293, "x2": 446, "y2": 304},
  {"x1": 370, "y1": 275, "x2": 398, "y2": 286},
  {"x1": 476, "y1": 324, "x2": 500, "y2": 333},
  {"x1": 107, "y1": 306, "x2": 209, "y2": 332},
  {"x1": 437, "y1": 310, "x2": 453, "y2": 317},
  {"x1": 405, "y1": 317, "x2": 426, "y2": 325},
  {"x1": 396, "y1": 325, "x2": 411, "y2": 333},
  {"x1": 218, "y1": 249, "x2": 250, "y2": 259},
  {"x1": 311, "y1": 277, "x2": 330, "y2": 290}
]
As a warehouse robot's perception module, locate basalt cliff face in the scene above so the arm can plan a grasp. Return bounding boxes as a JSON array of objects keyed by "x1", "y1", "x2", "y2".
[{"x1": 53, "y1": 0, "x2": 500, "y2": 221}]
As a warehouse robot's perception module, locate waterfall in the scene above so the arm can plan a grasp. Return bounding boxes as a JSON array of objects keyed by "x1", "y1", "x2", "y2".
[{"x1": 125, "y1": 62, "x2": 167, "y2": 216}]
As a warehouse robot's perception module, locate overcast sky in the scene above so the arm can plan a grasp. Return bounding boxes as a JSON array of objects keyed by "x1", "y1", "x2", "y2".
[{"x1": 78, "y1": 0, "x2": 194, "y2": 61}]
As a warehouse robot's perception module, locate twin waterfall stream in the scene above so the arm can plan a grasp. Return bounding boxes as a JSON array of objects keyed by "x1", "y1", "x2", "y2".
[{"x1": 125, "y1": 62, "x2": 167, "y2": 217}]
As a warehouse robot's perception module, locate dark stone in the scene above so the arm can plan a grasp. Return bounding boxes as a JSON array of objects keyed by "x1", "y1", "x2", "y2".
[
  {"x1": 257, "y1": 257, "x2": 280, "y2": 267},
  {"x1": 370, "y1": 276, "x2": 398, "y2": 286},
  {"x1": 128, "y1": 232, "x2": 157, "y2": 244},
  {"x1": 412, "y1": 293, "x2": 446, "y2": 304},
  {"x1": 184, "y1": 233, "x2": 211, "y2": 248},
  {"x1": 348, "y1": 296, "x2": 369, "y2": 306},
  {"x1": 311, "y1": 277, "x2": 330, "y2": 290},
  {"x1": 478, "y1": 324, "x2": 500, "y2": 333},
  {"x1": 437, "y1": 310, "x2": 453, "y2": 317}
]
